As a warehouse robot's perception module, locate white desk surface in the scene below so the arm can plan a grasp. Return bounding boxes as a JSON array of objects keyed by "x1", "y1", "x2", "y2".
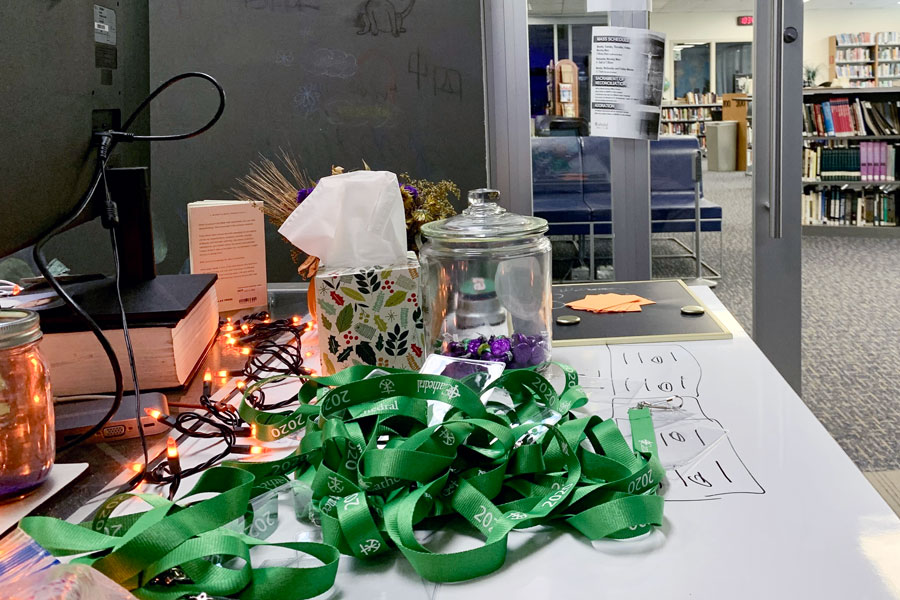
[{"x1": 66, "y1": 286, "x2": 900, "y2": 599}]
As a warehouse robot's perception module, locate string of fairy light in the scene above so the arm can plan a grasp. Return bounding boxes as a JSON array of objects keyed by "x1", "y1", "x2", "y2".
[{"x1": 135, "y1": 311, "x2": 314, "y2": 499}]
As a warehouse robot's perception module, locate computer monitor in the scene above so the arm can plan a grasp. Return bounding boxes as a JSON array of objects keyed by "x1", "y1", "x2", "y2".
[{"x1": 0, "y1": 1, "x2": 150, "y2": 260}]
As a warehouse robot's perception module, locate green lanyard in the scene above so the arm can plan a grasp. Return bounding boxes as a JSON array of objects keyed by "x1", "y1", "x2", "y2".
[{"x1": 21, "y1": 363, "x2": 663, "y2": 598}]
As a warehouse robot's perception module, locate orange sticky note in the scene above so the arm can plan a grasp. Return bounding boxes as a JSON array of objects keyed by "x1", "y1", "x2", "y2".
[{"x1": 566, "y1": 293, "x2": 655, "y2": 314}]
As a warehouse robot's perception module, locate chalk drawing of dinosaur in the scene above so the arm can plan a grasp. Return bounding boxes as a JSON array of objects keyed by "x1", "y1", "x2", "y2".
[{"x1": 357, "y1": 0, "x2": 415, "y2": 37}]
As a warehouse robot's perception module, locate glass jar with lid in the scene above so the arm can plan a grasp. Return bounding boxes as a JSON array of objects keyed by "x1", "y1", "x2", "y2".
[
  {"x1": 419, "y1": 189, "x2": 552, "y2": 368},
  {"x1": 0, "y1": 309, "x2": 54, "y2": 501}
]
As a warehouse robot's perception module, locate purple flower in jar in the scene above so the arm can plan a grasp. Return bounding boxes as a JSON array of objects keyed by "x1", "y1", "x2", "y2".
[
  {"x1": 490, "y1": 337, "x2": 511, "y2": 355},
  {"x1": 296, "y1": 187, "x2": 315, "y2": 204},
  {"x1": 445, "y1": 341, "x2": 466, "y2": 358}
]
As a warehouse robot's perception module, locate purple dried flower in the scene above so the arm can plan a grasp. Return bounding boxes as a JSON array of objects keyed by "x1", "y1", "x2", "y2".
[
  {"x1": 402, "y1": 184, "x2": 419, "y2": 200},
  {"x1": 296, "y1": 187, "x2": 314, "y2": 204}
]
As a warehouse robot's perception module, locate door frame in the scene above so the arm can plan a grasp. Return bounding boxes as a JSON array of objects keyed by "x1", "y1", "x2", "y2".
[{"x1": 753, "y1": 0, "x2": 804, "y2": 393}]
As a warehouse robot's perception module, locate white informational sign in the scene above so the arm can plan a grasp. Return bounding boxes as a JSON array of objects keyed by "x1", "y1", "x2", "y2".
[
  {"x1": 587, "y1": 0, "x2": 651, "y2": 12},
  {"x1": 589, "y1": 26, "x2": 666, "y2": 141}
]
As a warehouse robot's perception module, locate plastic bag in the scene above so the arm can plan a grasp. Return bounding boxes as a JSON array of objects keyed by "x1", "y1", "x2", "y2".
[{"x1": 6, "y1": 563, "x2": 137, "y2": 600}]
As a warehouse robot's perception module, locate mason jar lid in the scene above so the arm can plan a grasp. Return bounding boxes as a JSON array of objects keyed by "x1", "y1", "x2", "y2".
[
  {"x1": 0, "y1": 309, "x2": 43, "y2": 350},
  {"x1": 421, "y1": 189, "x2": 548, "y2": 241}
]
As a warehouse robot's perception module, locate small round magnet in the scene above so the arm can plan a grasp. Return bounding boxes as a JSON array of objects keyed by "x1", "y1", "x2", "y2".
[
  {"x1": 556, "y1": 315, "x2": 581, "y2": 326},
  {"x1": 681, "y1": 305, "x2": 705, "y2": 316}
]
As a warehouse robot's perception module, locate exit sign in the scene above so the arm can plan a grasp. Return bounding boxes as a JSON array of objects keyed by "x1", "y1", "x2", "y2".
[{"x1": 737, "y1": 15, "x2": 754, "y2": 26}]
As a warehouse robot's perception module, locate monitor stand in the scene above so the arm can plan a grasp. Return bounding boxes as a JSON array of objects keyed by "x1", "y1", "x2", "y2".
[{"x1": 30, "y1": 167, "x2": 218, "y2": 333}]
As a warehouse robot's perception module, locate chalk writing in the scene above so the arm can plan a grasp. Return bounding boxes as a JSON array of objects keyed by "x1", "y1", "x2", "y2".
[{"x1": 408, "y1": 49, "x2": 463, "y2": 101}]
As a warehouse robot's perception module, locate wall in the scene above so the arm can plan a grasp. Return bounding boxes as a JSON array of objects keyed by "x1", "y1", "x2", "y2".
[
  {"x1": 804, "y1": 9, "x2": 900, "y2": 83},
  {"x1": 149, "y1": 0, "x2": 486, "y2": 281},
  {"x1": 650, "y1": 9, "x2": 900, "y2": 95},
  {"x1": 650, "y1": 11, "x2": 752, "y2": 98}
]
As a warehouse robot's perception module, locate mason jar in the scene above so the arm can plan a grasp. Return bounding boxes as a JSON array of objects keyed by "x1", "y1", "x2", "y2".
[
  {"x1": 419, "y1": 189, "x2": 552, "y2": 368},
  {"x1": 0, "y1": 310, "x2": 54, "y2": 501}
]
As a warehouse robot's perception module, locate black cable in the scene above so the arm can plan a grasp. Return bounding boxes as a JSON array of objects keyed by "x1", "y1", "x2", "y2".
[
  {"x1": 117, "y1": 72, "x2": 226, "y2": 143},
  {"x1": 33, "y1": 73, "x2": 226, "y2": 454},
  {"x1": 236, "y1": 315, "x2": 311, "y2": 410},
  {"x1": 145, "y1": 413, "x2": 236, "y2": 486},
  {"x1": 110, "y1": 225, "x2": 150, "y2": 486},
  {"x1": 139, "y1": 314, "x2": 311, "y2": 499},
  {"x1": 35, "y1": 155, "x2": 124, "y2": 453}
]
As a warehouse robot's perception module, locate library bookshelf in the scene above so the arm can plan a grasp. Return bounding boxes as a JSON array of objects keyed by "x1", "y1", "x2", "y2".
[
  {"x1": 661, "y1": 93, "x2": 722, "y2": 150},
  {"x1": 802, "y1": 87, "x2": 900, "y2": 235},
  {"x1": 829, "y1": 32, "x2": 900, "y2": 89}
]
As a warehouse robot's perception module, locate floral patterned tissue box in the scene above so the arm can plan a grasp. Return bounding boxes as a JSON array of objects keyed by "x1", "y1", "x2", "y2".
[{"x1": 314, "y1": 253, "x2": 425, "y2": 375}]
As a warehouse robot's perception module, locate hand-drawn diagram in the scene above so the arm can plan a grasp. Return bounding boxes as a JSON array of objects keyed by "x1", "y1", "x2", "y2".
[
  {"x1": 357, "y1": 0, "x2": 415, "y2": 37},
  {"x1": 611, "y1": 345, "x2": 701, "y2": 398},
  {"x1": 605, "y1": 344, "x2": 765, "y2": 502}
]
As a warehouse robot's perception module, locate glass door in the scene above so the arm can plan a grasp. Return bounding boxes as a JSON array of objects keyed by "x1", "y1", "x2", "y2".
[
  {"x1": 483, "y1": 0, "x2": 804, "y2": 388},
  {"x1": 527, "y1": 7, "x2": 619, "y2": 282}
]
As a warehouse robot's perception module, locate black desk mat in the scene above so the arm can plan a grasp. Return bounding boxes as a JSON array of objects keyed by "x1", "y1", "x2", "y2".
[{"x1": 551, "y1": 280, "x2": 732, "y2": 346}]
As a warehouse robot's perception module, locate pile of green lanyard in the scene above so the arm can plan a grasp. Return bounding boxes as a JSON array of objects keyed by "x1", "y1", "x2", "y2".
[{"x1": 21, "y1": 364, "x2": 664, "y2": 599}]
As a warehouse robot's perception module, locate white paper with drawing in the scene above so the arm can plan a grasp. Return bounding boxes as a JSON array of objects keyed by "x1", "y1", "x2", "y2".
[
  {"x1": 568, "y1": 344, "x2": 765, "y2": 503},
  {"x1": 589, "y1": 26, "x2": 665, "y2": 140},
  {"x1": 188, "y1": 200, "x2": 267, "y2": 313}
]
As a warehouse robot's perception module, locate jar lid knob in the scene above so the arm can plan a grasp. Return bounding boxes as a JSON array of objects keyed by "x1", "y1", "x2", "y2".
[{"x1": 468, "y1": 188, "x2": 501, "y2": 206}]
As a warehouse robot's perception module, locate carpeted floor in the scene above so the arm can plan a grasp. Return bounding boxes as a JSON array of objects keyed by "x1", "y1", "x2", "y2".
[{"x1": 659, "y1": 165, "x2": 900, "y2": 474}]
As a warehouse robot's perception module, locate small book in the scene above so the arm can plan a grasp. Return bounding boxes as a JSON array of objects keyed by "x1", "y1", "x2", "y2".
[{"x1": 188, "y1": 200, "x2": 267, "y2": 313}]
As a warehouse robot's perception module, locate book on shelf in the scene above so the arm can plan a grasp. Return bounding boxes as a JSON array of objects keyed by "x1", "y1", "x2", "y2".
[
  {"x1": 876, "y1": 32, "x2": 900, "y2": 46},
  {"x1": 661, "y1": 106, "x2": 716, "y2": 121},
  {"x1": 682, "y1": 91, "x2": 718, "y2": 105},
  {"x1": 876, "y1": 64, "x2": 900, "y2": 78},
  {"x1": 802, "y1": 142, "x2": 898, "y2": 182},
  {"x1": 877, "y1": 46, "x2": 900, "y2": 61},
  {"x1": 803, "y1": 97, "x2": 900, "y2": 137},
  {"x1": 835, "y1": 47, "x2": 873, "y2": 62},
  {"x1": 835, "y1": 32, "x2": 873, "y2": 46},
  {"x1": 834, "y1": 64, "x2": 874, "y2": 79},
  {"x1": 803, "y1": 187, "x2": 897, "y2": 226},
  {"x1": 660, "y1": 121, "x2": 708, "y2": 146}
]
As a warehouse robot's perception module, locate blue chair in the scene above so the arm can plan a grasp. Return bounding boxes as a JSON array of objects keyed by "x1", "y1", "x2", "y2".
[
  {"x1": 531, "y1": 135, "x2": 723, "y2": 280},
  {"x1": 531, "y1": 137, "x2": 592, "y2": 237}
]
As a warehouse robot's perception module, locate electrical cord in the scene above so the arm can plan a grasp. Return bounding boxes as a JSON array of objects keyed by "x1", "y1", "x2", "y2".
[
  {"x1": 33, "y1": 72, "x2": 226, "y2": 457},
  {"x1": 110, "y1": 227, "x2": 150, "y2": 489},
  {"x1": 237, "y1": 315, "x2": 312, "y2": 410},
  {"x1": 34, "y1": 158, "x2": 121, "y2": 453},
  {"x1": 139, "y1": 314, "x2": 311, "y2": 499}
]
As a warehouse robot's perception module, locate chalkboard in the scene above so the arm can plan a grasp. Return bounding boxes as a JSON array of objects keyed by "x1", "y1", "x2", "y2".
[
  {"x1": 552, "y1": 280, "x2": 732, "y2": 346},
  {"x1": 148, "y1": 0, "x2": 486, "y2": 281}
]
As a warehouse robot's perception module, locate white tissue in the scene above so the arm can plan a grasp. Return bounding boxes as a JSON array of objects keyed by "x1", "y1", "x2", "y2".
[{"x1": 278, "y1": 171, "x2": 407, "y2": 268}]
